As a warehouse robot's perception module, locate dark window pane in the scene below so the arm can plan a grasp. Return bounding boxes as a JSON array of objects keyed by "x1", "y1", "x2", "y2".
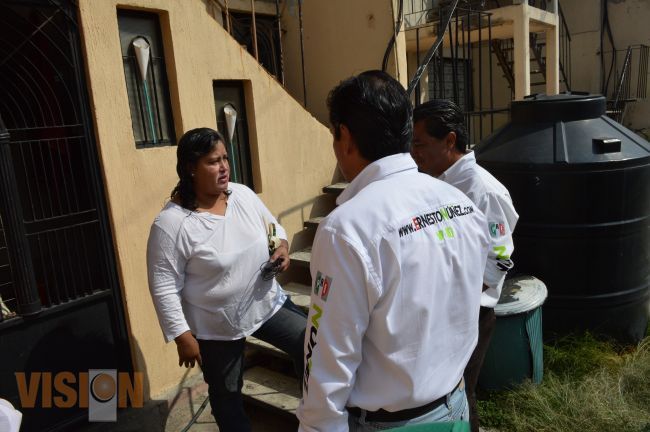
[
  {"x1": 213, "y1": 81, "x2": 255, "y2": 190},
  {"x1": 118, "y1": 10, "x2": 175, "y2": 148},
  {"x1": 228, "y1": 12, "x2": 282, "y2": 81}
]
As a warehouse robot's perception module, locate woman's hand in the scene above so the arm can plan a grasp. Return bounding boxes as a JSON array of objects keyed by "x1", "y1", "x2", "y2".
[
  {"x1": 270, "y1": 240, "x2": 290, "y2": 273},
  {"x1": 174, "y1": 331, "x2": 202, "y2": 368}
]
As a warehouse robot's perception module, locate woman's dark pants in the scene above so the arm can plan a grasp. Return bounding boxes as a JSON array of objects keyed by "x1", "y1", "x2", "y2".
[{"x1": 197, "y1": 298, "x2": 306, "y2": 432}]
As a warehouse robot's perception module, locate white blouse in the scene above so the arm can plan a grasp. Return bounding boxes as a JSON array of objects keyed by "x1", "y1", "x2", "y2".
[{"x1": 146, "y1": 183, "x2": 287, "y2": 342}]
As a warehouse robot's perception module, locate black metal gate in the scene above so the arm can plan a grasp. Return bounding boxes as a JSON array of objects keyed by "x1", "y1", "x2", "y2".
[{"x1": 0, "y1": 0, "x2": 130, "y2": 430}]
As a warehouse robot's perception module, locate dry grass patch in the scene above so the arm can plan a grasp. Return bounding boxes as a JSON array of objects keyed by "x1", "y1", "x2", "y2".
[{"x1": 478, "y1": 329, "x2": 650, "y2": 432}]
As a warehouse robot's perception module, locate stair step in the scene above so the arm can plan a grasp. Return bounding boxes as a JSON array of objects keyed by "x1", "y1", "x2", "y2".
[
  {"x1": 283, "y1": 282, "x2": 311, "y2": 310},
  {"x1": 242, "y1": 366, "x2": 300, "y2": 417},
  {"x1": 284, "y1": 281, "x2": 311, "y2": 296},
  {"x1": 531, "y1": 81, "x2": 546, "y2": 86},
  {"x1": 304, "y1": 216, "x2": 325, "y2": 229},
  {"x1": 247, "y1": 336, "x2": 288, "y2": 358},
  {"x1": 289, "y1": 247, "x2": 311, "y2": 268},
  {"x1": 245, "y1": 284, "x2": 310, "y2": 358},
  {"x1": 323, "y1": 182, "x2": 348, "y2": 194}
]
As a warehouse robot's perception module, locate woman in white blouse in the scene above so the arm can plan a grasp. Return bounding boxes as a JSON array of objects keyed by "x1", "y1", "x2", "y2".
[{"x1": 146, "y1": 128, "x2": 306, "y2": 432}]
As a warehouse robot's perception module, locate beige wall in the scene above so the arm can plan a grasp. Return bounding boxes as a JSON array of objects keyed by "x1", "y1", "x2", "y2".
[
  {"x1": 561, "y1": 0, "x2": 650, "y2": 95},
  {"x1": 77, "y1": 0, "x2": 335, "y2": 399},
  {"x1": 208, "y1": 0, "x2": 278, "y2": 28},
  {"x1": 281, "y1": 0, "x2": 408, "y2": 124}
]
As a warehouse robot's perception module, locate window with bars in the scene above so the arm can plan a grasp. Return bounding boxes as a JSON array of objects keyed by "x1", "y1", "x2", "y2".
[
  {"x1": 226, "y1": 11, "x2": 283, "y2": 82},
  {"x1": 0, "y1": 1, "x2": 118, "y2": 320},
  {"x1": 118, "y1": 10, "x2": 176, "y2": 148},
  {"x1": 0, "y1": 218, "x2": 16, "y2": 321},
  {"x1": 213, "y1": 81, "x2": 255, "y2": 190},
  {"x1": 428, "y1": 57, "x2": 471, "y2": 113}
]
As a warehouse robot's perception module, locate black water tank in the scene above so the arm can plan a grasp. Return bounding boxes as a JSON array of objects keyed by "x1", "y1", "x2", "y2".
[{"x1": 474, "y1": 93, "x2": 650, "y2": 343}]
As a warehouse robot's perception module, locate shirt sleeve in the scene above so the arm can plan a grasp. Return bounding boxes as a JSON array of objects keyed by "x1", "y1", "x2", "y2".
[
  {"x1": 297, "y1": 228, "x2": 374, "y2": 432},
  {"x1": 481, "y1": 192, "x2": 519, "y2": 307},
  {"x1": 146, "y1": 224, "x2": 190, "y2": 343}
]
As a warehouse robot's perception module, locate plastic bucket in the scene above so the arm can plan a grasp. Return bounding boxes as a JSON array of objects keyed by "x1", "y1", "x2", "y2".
[{"x1": 478, "y1": 276, "x2": 548, "y2": 390}]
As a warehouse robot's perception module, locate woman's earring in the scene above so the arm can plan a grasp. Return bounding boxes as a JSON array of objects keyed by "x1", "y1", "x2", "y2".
[{"x1": 191, "y1": 172, "x2": 195, "y2": 177}]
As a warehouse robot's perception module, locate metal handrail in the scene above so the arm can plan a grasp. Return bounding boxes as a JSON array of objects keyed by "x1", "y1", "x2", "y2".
[{"x1": 612, "y1": 46, "x2": 633, "y2": 114}]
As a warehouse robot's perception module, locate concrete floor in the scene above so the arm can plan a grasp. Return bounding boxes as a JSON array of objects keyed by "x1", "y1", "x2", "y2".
[
  {"x1": 69, "y1": 371, "x2": 296, "y2": 432},
  {"x1": 71, "y1": 372, "x2": 490, "y2": 432},
  {"x1": 162, "y1": 376, "x2": 297, "y2": 432}
]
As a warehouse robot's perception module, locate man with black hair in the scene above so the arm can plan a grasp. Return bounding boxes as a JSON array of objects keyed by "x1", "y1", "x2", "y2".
[
  {"x1": 411, "y1": 99, "x2": 519, "y2": 432},
  {"x1": 297, "y1": 71, "x2": 489, "y2": 432}
]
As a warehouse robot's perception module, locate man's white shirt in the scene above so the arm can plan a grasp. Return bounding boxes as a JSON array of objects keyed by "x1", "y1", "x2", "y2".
[
  {"x1": 297, "y1": 153, "x2": 490, "y2": 432},
  {"x1": 439, "y1": 151, "x2": 519, "y2": 308}
]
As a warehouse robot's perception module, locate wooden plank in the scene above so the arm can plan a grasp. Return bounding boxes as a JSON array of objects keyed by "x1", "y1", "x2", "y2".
[
  {"x1": 304, "y1": 216, "x2": 325, "y2": 229},
  {"x1": 322, "y1": 182, "x2": 348, "y2": 194},
  {"x1": 289, "y1": 247, "x2": 311, "y2": 268},
  {"x1": 242, "y1": 367, "x2": 301, "y2": 415}
]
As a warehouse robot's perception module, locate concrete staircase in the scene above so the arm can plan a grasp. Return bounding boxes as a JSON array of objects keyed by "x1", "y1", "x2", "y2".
[
  {"x1": 240, "y1": 182, "x2": 348, "y2": 419},
  {"x1": 492, "y1": 34, "x2": 565, "y2": 92}
]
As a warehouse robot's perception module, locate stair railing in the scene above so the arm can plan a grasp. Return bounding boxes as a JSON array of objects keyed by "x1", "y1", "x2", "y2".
[
  {"x1": 610, "y1": 46, "x2": 634, "y2": 123},
  {"x1": 558, "y1": 2, "x2": 572, "y2": 90}
]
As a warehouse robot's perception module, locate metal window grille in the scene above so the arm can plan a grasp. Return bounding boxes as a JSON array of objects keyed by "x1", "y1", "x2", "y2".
[
  {"x1": 118, "y1": 10, "x2": 176, "y2": 148},
  {"x1": 0, "y1": 217, "x2": 17, "y2": 321},
  {"x1": 428, "y1": 57, "x2": 471, "y2": 112},
  {"x1": 9, "y1": 131, "x2": 107, "y2": 309},
  {"x1": 0, "y1": 0, "x2": 120, "y2": 319},
  {"x1": 227, "y1": 11, "x2": 283, "y2": 81},
  {"x1": 213, "y1": 81, "x2": 255, "y2": 190}
]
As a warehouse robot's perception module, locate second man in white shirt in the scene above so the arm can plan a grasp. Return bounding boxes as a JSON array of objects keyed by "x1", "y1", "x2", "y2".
[{"x1": 411, "y1": 99, "x2": 519, "y2": 432}]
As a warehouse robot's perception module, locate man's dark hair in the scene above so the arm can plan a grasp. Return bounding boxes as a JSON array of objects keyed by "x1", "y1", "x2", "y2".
[
  {"x1": 412, "y1": 99, "x2": 468, "y2": 153},
  {"x1": 327, "y1": 70, "x2": 412, "y2": 162}
]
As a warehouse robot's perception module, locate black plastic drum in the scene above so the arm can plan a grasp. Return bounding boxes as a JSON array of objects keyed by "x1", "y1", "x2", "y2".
[{"x1": 474, "y1": 94, "x2": 650, "y2": 343}]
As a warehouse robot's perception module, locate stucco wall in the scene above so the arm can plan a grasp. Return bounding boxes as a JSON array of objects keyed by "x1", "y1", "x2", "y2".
[
  {"x1": 281, "y1": 0, "x2": 408, "y2": 124},
  {"x1": 560, "y1": 0, "x2": 650, "y2": 95},
  {"x1": 77, "y1": 0, "x2": 335, "y2": 399}
]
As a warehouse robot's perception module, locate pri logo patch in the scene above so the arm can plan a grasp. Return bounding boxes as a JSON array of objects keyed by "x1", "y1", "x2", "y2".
[
  {"x1": 314, "y1": 271, "x2": 333, "y2": 302},
  {"x1": 489, "y1": 222, "x2": 506, "y2": 238}
]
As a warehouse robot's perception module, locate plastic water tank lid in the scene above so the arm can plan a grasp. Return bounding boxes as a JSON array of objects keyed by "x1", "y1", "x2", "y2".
[{"x1": 494, "y1": 275, "x2": 548, "y2": 316}]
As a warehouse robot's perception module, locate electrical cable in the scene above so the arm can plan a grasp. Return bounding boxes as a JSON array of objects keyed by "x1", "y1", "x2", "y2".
[
  {"x1": 407, "y1": 0, "x2": 460, "y2": 96},
  {"x1": 603, "y1": 0, "x2": 617, "y2": 96},
  {"x1": 382, "y1": 0, "x2": 404, "y2": 72}
]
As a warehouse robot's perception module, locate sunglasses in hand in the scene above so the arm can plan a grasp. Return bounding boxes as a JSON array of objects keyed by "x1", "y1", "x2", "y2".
[{"x1": 260, "y1": 258, "x2": 283, "y2": 281}]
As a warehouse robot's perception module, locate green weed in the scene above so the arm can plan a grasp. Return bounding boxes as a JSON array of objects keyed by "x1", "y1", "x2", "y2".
[{"x1": 478, "y1": 331, "x2": 650, "y2": 432}]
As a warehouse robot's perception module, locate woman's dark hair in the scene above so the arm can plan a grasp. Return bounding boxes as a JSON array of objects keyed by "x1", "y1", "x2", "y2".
[
  {"x1": 327, "y1": 70, "x2": 412, "y2": 162},
  {"x1": 171, "y1": 127, "x2": 226, "y2": 210},
  {"x1": 412, "y1": 99, "x2": 468, "y2": 153}
]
